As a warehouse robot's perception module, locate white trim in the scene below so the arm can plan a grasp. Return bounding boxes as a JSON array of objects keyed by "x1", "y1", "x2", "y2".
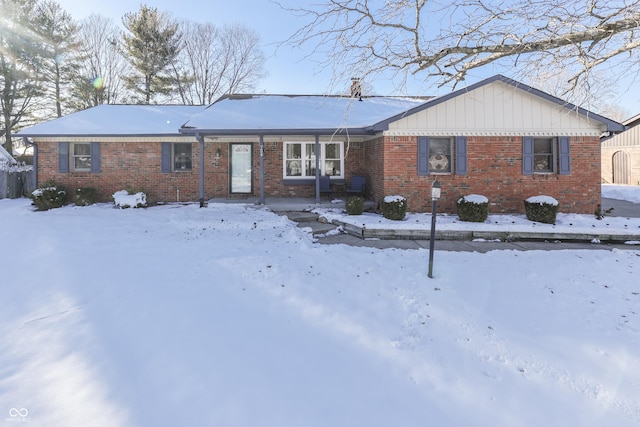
[
  {"x1": 283, "y1": 140, "x2": 344, "y2": 179},
  {"x1": 70, "y1": 142, "x2": 91, "y2": 172},
  {"x1": 383, "y1": 130, "x2": 602, "y2": 137}
]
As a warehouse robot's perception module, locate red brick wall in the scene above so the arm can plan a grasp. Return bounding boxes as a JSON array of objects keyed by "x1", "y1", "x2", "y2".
[
  {"x1": 364, "y1": 136, "x2": 385, "y2": 204},
  {"x1": 36, "y1": 135, "x2": 601, "y2": 213},
  {"x1": 36, "y1": 138, "x2": 371, "y2": 203},
  {"x1": 364, "y1": 135, "x2": 601, "y2": 214},
  {"x1": 37, "y1": 140, "x2": 205, "y2": 203}
]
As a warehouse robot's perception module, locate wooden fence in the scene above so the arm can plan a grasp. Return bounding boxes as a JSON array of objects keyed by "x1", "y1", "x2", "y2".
[{"x1": 0, "y1": 169, "x2": 35, "y2": 199}]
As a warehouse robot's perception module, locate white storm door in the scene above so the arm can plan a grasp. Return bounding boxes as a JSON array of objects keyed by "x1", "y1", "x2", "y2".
[{"x1": 230, "y1": 143, "x2": 253, "y2": 193}]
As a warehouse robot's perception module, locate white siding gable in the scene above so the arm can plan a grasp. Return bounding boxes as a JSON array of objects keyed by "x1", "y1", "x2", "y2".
[{"x1": 386, "y1": 80, "x2": 607, "y2": 137}]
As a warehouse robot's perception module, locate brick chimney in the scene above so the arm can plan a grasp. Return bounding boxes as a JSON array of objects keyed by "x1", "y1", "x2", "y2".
[{"x1": 350, "y1": 78, "x2": 362, "y2": 99}]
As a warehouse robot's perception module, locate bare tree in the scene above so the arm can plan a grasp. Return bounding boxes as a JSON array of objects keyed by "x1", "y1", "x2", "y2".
[
  {"x1": 525, "y1": 69, "x2": 630, "y2": 121},
  {"x1": 70, "y1": 14, "x2": 129, "y2": 110},
  {"x1": 279, "y1": 0, "x2": 640, "y2": 97},
  {"x1": 171, "y1": 22, "x2": 266, "y2": 105}
]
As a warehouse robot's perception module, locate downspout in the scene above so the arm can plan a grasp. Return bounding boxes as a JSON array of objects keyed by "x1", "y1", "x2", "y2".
[
  {"x1": 259, "y1": 135, "x2": 265, "y2": 205},
  {"x1": 196, "y1": 132, "x2": 205, "y2": 207},
  {"x1": 314, "y1": 134, "x2": 320, "y2": 203},
  {"x1": 23, "y1": 137, "x2": 37, "y2": 187}
]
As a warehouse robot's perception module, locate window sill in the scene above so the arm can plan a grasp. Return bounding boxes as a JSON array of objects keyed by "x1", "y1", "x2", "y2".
[{"x1": 283, "y1": 178, "x2": 345, "y2": 185}]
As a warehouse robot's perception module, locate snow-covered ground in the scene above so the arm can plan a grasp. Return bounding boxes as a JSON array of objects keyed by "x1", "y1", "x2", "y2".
[
  {"x1": 1, "y1": 185, "x2": 639, "y2": 426},
  {"x1": 314, "y1": 185, "x2": 640, "y2": 240}
]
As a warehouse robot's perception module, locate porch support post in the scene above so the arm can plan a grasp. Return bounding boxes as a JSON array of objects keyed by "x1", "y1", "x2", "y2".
[
  {"x1": 315, "y1": 134, "x2": 320, "y2": 203},
  {"x1": 197, "y1": 133, "x2": 205, "y2": 207},
  {"x1": 259, "y1": 135, "x2": 265, "y2": 205}
]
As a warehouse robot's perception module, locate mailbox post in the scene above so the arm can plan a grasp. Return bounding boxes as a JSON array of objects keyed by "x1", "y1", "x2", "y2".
[{"x1": 428, "y1": 180, "x2": 441, "y2": 278}]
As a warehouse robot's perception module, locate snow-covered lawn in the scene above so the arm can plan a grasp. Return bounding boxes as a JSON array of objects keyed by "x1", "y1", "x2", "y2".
[{"x1": 1, "y1": 185, "x2": 639, "y2": 426}]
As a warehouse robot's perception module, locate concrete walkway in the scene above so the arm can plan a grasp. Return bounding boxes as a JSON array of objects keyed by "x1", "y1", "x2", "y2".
[
  {"x1": 212, "y1": 196, "x2": 640, "y2": 252},
  {"x1": 278, "y1": 201, "x2": 640, "y2": 252},
  {"x1": 601, "y1": 197, "x2": 640, "y2": 218}
]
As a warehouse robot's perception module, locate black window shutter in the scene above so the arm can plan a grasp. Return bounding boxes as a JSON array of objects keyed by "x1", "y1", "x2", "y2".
[
  {"x1": 161, "y1": 142, "x2": 172, "y2": 173},
  {"x1": 90, "y1": 142, "x2": 101, "y2": 173},
  {"x1": 522, "y1": 137, "x2": 534, "y2": 175},
  {"x1": 455, "y1": 136, "x2": 467, "y2": 175},
  {"x1": 418, "y1": 137, "x2": 430, "y2": 176},
  {"x1": 58, "y1": 142, "x2": 69, "y2": 173},
  {"x1": 558, "y1": 136, "x2": 570, "y2": 175}
]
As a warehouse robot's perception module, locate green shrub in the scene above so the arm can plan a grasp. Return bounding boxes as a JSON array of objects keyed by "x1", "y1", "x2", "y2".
[
  {"x1": 30, "y1": 180, "x2": 69, "y2": 211},
  {"x1": 74, "y1": 187, "x2": 98, "y2": 206},
  {"x1": 345, "y1": 195, "x2": 365, "y2": 215},
  {"x1": 524, "y1": 196, "x2": 558, "y2": 224},
  {"x1": 456, "y1": 194, "x2": 489, "y2": 222},
  {"x1": 381, "y1": 195, "x2": 407, "y2": 220}
]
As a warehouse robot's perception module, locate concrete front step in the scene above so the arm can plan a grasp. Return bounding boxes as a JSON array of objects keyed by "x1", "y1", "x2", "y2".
[
  {"x1": 284, "y1": 211, "x2": 321, "y2": 223},
  {"x1": 281, "y1": 211, "x2": 341, "y2": 236},
  {"x1": 297, "y1": 221, "x2": 340, "y2": 236}
]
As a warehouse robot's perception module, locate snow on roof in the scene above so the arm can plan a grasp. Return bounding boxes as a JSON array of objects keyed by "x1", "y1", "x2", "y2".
[
  {"x1": 17, "y1": 105, "x2": 207, "y2": 137},
  {"x1": 0, "y1": 144, "x2": 16, "y2": 163},
  {"x1": 181, "y1": 95, "x2": 427, "y2": 134}
]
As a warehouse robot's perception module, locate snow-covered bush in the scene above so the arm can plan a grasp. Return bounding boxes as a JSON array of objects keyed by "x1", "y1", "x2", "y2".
[
  {"x1": 74, "y1": 187, "x2": 98, "y2": 206},
  {"x1": 30, "y1": 180, "x2": 69, "y2": 211},
  {"x1": 0, "y1": 158, "x2": 13, "y2": 172},
  {"x1": 456, "y1": 194, "x2": 489, "y2": 222},
  {"x1": 524, "y1": 195, "x2": 558, "y2": 224},
  {"x1": 345, "y1": 195, "x2": 364, "y2": 215},
  {"x1": 381, "y1": 195, "x2": 407, "y2": 220},
  {"x1": 113, "y1": 190, "x2": 147, "y2": 209}
]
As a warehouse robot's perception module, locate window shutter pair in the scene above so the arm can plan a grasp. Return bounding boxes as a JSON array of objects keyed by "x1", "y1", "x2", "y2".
[
  {"x1": 417, "y1": 136, "x2": 467, "y2": 175},
  {"x1": 58, "y1": 142, "x2": 100, "y2": 173},
  {"x1": 522, "y1": 136, "x2": 570, "y2": 175}
]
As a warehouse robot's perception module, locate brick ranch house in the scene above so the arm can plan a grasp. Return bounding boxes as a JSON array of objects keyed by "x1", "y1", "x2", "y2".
[{"x1": 17, "y1": 75, "x2": 623, "y2": 214}]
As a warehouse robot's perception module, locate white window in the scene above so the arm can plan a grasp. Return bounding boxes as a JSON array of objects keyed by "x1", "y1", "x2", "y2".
[
  {"x1": 283, "y1": 141, "x2": 344, "y2": 179},
  {"x1": 71, "y1": 142, "x2": 91, "y2": 171}
]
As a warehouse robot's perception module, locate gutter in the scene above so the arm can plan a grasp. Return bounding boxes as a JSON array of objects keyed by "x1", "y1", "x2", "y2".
[{"x1": 22, "y1": 137, "x2": 37, "y2": 187}]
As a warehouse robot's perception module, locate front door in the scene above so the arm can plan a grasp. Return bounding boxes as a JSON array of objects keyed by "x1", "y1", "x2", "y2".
[{"x1": 230, "y1": 143, "x2": 253, "y2": 194}]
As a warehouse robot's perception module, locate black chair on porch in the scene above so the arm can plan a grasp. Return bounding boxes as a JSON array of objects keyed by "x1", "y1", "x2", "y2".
[
  {"x1": 319, "y1": 175, "x2": 332, "y2": 200},
  {"x1": 346, "y1": 175, "x2": 366, "y2": 196}
]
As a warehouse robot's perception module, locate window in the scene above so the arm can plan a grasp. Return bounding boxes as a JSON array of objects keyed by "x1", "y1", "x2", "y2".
[
  {"x1": 161, "y1": 142, "x2": 192, "y2": 172},
  {"x1": 58, "y1": 142, "x2": 100, "y2": 173},
  {"x1": 283, "y1": 141, "x2": 343, "y2": 178},
  {"x1": 71, "y1": 143, "x2": 91, "y2": 171},
  {"x1": 418, "y1": 136, "x2": 467, "y2": 176},
  {"x1": 428, "y1": 137, "x2": 452, "y2": 173},
  {"x1": 533, "y1": 138, "x2": 555, "y2": 172},
  {"x1": 523, "y1": 136, "x2": 570, "y2": 175},
  {"x1": 173, "y1": 143, "x2": 192, "y2": 171}
]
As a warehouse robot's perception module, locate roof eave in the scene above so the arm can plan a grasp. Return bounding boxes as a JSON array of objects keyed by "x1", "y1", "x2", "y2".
[
  {"x1": 17, "y1": 132, "x2": 191, "y2": 138},
  {"x1": 179, "y1": 127, "x2": 376, "y2": 136}
]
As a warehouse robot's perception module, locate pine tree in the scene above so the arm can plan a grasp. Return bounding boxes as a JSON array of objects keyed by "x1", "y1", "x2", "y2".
[
  {"x1": 33, "y1": 0, "x2": 80, "y2": 118},
  {"x1": 121, "y1": 5, "x2": 182, "y2": 104}
]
